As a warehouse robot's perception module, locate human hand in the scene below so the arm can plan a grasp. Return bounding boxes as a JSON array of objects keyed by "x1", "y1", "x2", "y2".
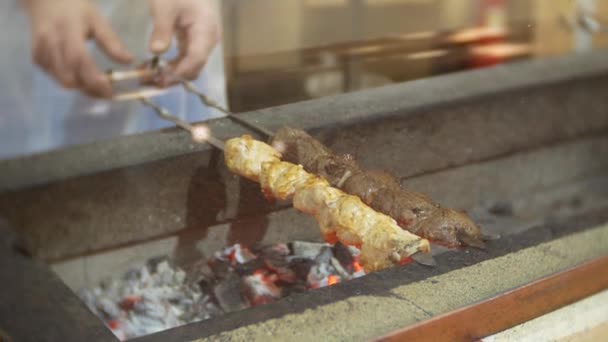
[
  {"x1": 148, "y1": 0, "x2": 221, "y2": 85},
  {"x1": 22, "y1": 0, "x2": 133, "y2": 98}
]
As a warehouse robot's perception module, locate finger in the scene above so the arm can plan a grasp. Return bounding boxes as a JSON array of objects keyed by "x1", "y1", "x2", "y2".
[
  {"x1": 31, "y1": 33, "x2": 54, "y2": 72},
  {"x1": 54, "y1": 38, "x2": 78, "y2": 88},
  {"x1": 35, "y1": 34, "x2": 76, "y2": 88},
  {"x1": 56, "y1": 22, "x2": 89, "y2": 89},
  {"x1": 90, "y1": 11, "x2": 133, "y2": 64},
  {"x1": 172, "y1": 25, "x2": 218, "y2": 81},
  {"x1": 75, "y1": 52, "x2": 113, "y2": 98},
  {"x1": 149, "y1": 1, "x2": 177, "y2": 54}
]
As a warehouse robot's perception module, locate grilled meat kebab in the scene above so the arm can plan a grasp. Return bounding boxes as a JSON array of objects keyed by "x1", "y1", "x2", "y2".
[
  {"x1": 271, "y1": 126, "x2": 489, "y2": 248},
  {"x1": 224, "y1": 135, "x2": 430, "y2": 272}
]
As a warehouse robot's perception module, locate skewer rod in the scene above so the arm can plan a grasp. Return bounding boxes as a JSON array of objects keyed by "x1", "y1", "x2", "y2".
[
  {"x1": 181, "y1": 80, "x2": 276, "y2": 138},
  {"x1": 139, "y1": 97, "x2": 225, "y2": 150},
  {"x1": 113, "y1": 88, "x2": 169, "y2": 101},
  {"x1": 108, "y1": 69, "x2": 155, "y2": 82}
]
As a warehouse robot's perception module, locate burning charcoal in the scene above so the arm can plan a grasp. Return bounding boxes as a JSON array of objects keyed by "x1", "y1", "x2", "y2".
[
  {"x1": 198, "y1": 278, "x2": 214, "y2": 294},
  {"x1": 209, "y1": 259, "x2": 232, "y2": 279},
  {"x1": 79, "y1": 288, "x2": 101, "y2": 316},
  {"x1": 352, "y1": 265, "x2": 366, "y2": 278},
  {"x1": 123, "y1": 268, "x2": 141, "y2": 282},
  {"x1": 156, "y1": 261, "x2": 176, "y2": 285},
  {"x1": 202, "y1": 298, "x2": 223, "y2": 317},
  {"x1": 79, "y1": 241, "x2": 367, "y2": 341},
  {"x1": 120, "y1": 295, "x2": 142, "y2": 311},
  {"x1": 233, "y1": 258, "x2": 265, "y2": 276},
  {"x1": 174, "y1": 269, "x2": 186, "y2": 284},
  {"x1": 261, "y1": 249, "x2": 297, "y2": 283},
  {"x1": 315, "y1": 246, "x2": 333, "y2": 264},
  {"x1": 307, "y1": 246, "x2": 338, "y2": 288},
  {"x1": 139, "y1": 265, "x2": 152, "y2": 284},
  {"x1": 233, "y1": 245, "x2": 257, "y2": 263},
  {"x1": 330, "y1": 257, "x2": 351, "y2": 279},
  {"x1": 99, "y1": 278, "x2": 119, "y2": 292},
  {"x1": 243, "y1": 272, "x2": 281, "y2": 306},
  {"x1": 96, "y1": 296, "x2": 122, "y2": 320},
  {"x1": 327, "y1": 275, "x2": 340, "y2": 286},
  {"x1": 185, "y1": 259, "x2": 214, "y2": 285},
  {"x1": 290, "y1": 241, "x2": 330, "y2": 259},
  {"x1": 79, "y1": 255, "x2": 213, "y2": 341},
  {"x1": 216, "y1": 244, "x2": 257, "y2": 264},
  {"x1": 332, "y1": 242, "x2": 354, "y2": 269},
  {"x1": 132, "y1": 299, "x2": 158, "y2": 317},
  {"x1": 262, "y1": 250, "x2": 289, "y2": 267},
  {"x1": 254, "y1": 243, "x2": 290, "y2": 264},
  {"x1": 212, "y1": 273, "x2": 249, "y2": 312},
  {"x1": 268, "y1": 243, "x2": 290, "y2": 256},
  {"x1": 288, "y1": 258, "x2": 315, "y2": 280},
  {"x1": 267, "y1": 265, "x2": 296, "y2": 283}
]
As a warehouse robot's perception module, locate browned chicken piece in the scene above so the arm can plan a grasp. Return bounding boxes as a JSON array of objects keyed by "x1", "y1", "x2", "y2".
[
  {"x1": 294, "y1": 184, "x2": 430, "y2": 272},
  {"x1": 224, "y1": 134, "x2": 282, "y2": 182},
  {"x1": 259, "y1": 160, "x2": 328, "y2": 200},
  {"x1": 224, "y1": 135, "x2": 430, "y2": 272},
  {"x1": 272, "y1": 126, "x2": 490, "y2": 248}
]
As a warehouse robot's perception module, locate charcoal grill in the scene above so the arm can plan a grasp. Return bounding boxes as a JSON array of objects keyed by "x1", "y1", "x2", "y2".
[{"x1": 1, "y1": 49, "x2": 608, "y2": 342}]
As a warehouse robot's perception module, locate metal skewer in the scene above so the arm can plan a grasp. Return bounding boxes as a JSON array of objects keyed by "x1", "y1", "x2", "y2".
[
  {"x1": 132, "y1": 56, "x2": 275, "y2": 138},
  {"x1": 180, "y1": 80, "x2": 276, "y2": 138},
  {"x1": 107, "y1": 68, "x2": 156, "y2": 82},
  {"x1": 113, "y1": 88, "x2": 169, "y2": 101},
  {"x1": 115, "y1": 59, "x2": 438, "y2": 267},
  {"x1": 139, "y1": 97, "x2": 225, "y2": 151}
]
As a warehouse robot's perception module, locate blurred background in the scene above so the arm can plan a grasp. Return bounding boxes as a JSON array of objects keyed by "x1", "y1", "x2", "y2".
[
  {"x1": 222, "y1": 0, "x2": 608, "y2": 111},
  {"x1": 0, "y1": 0, "x2": 607, "y2": 158}
]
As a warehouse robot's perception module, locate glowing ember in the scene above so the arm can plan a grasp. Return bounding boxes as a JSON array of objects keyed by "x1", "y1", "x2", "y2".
[
  {"x1": 81, "y1": 241, "x2": 366, "y2": 340},
  {"x1": 243, "y1": 272, "x2": 282, "y2": 305},
  {"x1": 323, "y1": 232, "x2": 339, "y2": 244},
  {"x1": 399, "y1": 257, "x2": 413, "y2": 265},
  {"x1": 108, "y1": 320, "x2": 121, "y2": 330},
  {"x1": 191, "y1": 125, "x2": 211, "y2": 143},
  {"x1": 119, "y1": 295, "x2": 142, "y2": 310},
  {"x1": 216, "y1": 243, "x2": 256, "y2": 264}
]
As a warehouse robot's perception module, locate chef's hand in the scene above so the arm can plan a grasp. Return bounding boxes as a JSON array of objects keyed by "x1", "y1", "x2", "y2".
[
  {"x1": 22, "y1": 0, "x2": 133, "y2": 98},
  {"x1": 148, "y1": 0, "x2": 221, "y2": 86}
]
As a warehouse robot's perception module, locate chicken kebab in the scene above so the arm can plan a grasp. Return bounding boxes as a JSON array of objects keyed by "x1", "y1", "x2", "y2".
[
  {"x1": 224, "y1": 135, "x2": 430, "y2": 272},
  {"x1": 133, "y1": 62, "x2": 489, "y2": 265},
  {"x1": 271, "y1": 127, "x2": 494, "y2": 249}
]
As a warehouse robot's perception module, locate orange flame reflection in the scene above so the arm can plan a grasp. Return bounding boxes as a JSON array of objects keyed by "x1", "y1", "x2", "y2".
[
  {"x1": 399, "y1": 257, "x2": 413, "y2": 265},
  {"x1": 327, "y1": 275, "x2": 339, "y2": 286}
]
